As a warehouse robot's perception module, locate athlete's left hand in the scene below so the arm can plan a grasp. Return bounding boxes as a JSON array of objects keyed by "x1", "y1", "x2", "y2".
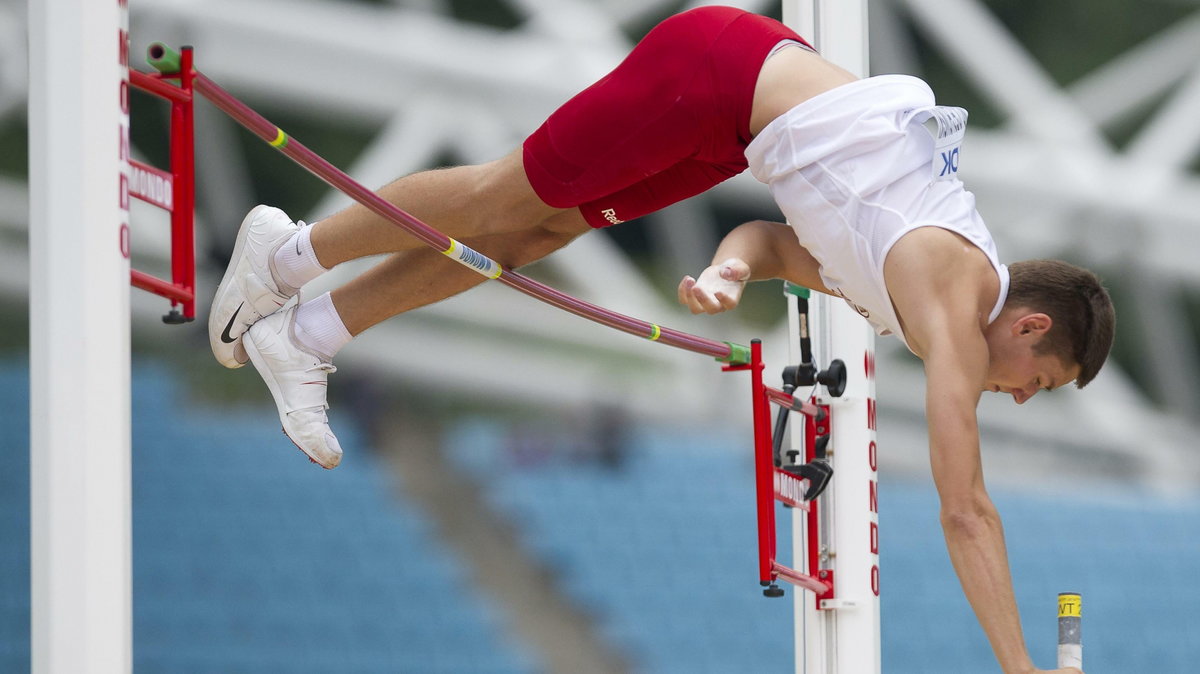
[{"x1": 678, "y1": 258, "x2": 751, "y2": 315}]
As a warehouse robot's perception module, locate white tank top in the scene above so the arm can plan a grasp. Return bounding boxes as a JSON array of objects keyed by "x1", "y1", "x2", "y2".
[{"x1": 745, "y1": 74, "x2": 1009, "y2": 348}]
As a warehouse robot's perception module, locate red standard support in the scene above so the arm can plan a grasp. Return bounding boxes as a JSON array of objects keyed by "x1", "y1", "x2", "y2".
[
  {"x1": 805, "y1": 402, "x2": 837, "y2": 606},
  {"x1": 749, "y1": 339, "x2": 775, "y2": 586},
  {"x1": 730, "y1": 338, "x2": 832, "y2": 597},
  {"x1": 128, "y1": 47, "x2": 196, "y2": 322},
  {"x1": 764, "y1": 384, "x2": 825, "y2": 418},
  {"x1": 171, "y1": 47, "x2": 196, "y2": 320}
]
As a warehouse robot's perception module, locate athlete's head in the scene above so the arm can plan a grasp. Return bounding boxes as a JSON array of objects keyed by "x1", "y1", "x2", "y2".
[{"x1": 998, "y1": 256, "x2": 1108, "y2": 388}]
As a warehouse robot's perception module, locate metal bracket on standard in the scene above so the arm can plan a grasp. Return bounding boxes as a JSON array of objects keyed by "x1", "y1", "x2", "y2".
[{"x1": 818, "y1": 598, "x2": 859, "y2": 610}]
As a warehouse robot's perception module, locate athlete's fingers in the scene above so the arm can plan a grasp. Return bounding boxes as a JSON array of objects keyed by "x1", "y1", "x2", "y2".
[
  {"x1": 711, "y1": 291, "x2": 732, "y2": 313},
  {"x1": 686, "y1": 284, "x2": 713, "y2": 314},
  {"x1": 681, "y1": 277, "x2": 711, "y2": 314},
  {"x1": 677, "y1": 276, "x2": 697, "y2": 307},
  {"x1": 690, "y1": 285, "x2": 726, "y2": 315},
  {"x1": 714, "y1": 291, "x2": 739, "y2": 312},
  {"x1": 719, "y1": 259, "x2": 751, "y2": 282}
]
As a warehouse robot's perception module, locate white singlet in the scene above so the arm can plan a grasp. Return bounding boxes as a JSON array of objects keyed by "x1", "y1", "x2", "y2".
[{"x1": 745, "y1": 74, "x2": 1009, "y2": 348}]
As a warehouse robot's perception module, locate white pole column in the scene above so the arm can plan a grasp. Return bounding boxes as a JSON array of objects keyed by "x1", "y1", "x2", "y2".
[
  {"x1": 818, "y1": 298, "x2": 881, "y2": 674},
  {"x1": 29, "y1": 0, "x2": 133, "y2": 672},
  {"x1": 782, "y1": 1, "x2": 880, "y2": 673}
]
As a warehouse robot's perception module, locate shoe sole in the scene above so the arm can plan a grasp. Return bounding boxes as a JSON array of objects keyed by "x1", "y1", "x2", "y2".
[
  {"x1": 243, "y1": 329, "x2": 341, "y2": 470},
  {"x1": 209, "y1": 205, "x2": 275, "y2": 369}
]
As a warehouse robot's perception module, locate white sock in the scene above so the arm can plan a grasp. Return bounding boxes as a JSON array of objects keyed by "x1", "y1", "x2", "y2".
[
  {"x1": 292, "y1": 292, "x2": 353, "y2": 360},
  {"x1": 273, "y1": 224, "x2": 328, "y2": 290}
]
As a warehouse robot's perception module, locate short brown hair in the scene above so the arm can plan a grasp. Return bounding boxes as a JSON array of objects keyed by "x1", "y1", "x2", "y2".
[{"x1": 1005, "y1": 260, "x2": 1115, "y2": 388}]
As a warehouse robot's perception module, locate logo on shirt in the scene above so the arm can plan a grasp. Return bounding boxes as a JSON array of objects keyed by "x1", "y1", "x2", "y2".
[
  {"x1": 928, "y1": 106, "x2": 968, "y2": 182},
  {"x1": 939, "y1": 147, "x2": 960, "y2": 177},
  {"x1": 834, "y1": 288, "x2": 870, "y2": 319},
  {"x1": 601, "y1": 208, "x2": 623, "y2": 225}
]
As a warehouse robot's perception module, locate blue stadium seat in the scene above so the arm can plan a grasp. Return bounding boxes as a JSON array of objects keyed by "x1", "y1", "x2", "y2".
[
  {"x1": 444, "y1": 416, "x2": 1200, "y2": 674},
  {"x1": 6, "y1": 355, "x2": 1200, "y2": 674},
  {"x1": 0, "y1": 356, "x2": 536, "y2": 673}
]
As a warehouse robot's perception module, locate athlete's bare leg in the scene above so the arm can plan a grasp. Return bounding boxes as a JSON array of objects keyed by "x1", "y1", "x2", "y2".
[
  {"x1": 330, "y1": 209, "x2": 591, "y2": 335},
  {"x1": 308, "y1": 147, "x2": 561, "y2": 267}
]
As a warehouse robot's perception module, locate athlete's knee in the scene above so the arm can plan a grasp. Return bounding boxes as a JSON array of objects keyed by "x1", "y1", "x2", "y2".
[
  {"x1": 466, "y1": 149, "x2": 563, "y2": 236},
  {"x1": 490, "y1": 220, "x2": 584, "y2": 269},
  {"x1": 539, "y1": 209, "x2": 591, "y2": 236}
]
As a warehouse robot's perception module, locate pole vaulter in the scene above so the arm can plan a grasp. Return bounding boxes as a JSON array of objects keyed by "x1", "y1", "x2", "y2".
[{"x1": 139, "y1": 33, "x2": 1098, "y2": 673}]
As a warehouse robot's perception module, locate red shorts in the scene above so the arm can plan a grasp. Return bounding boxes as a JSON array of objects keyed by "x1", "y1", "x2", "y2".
[{"x1": 522, "y1": 7, "x2": 810, "y2": 228}]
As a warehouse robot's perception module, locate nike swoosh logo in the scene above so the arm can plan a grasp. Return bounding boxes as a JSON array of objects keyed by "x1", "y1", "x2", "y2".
[{"x1": 220, "y1": 302, "x2": 245, "y2": 343}]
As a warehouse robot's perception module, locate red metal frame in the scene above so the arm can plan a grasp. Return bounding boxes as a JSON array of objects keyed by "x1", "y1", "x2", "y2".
[
  {"x1": 128, "y1": 47, "x2": 195, "y2": 322},
  {"x1": 804, "y1": 401, "x2": 837, "y2": 608},
  {"x1": 724, "y1": 340, "x2": 832, "y2": 597}
]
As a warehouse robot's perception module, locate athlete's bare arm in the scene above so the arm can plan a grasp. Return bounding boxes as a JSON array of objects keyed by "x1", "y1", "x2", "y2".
[
  {"x1": 914, "y1": 317, "x2": 1036, "y2": 672},
  {"x1": 684, "y1": 223, "x2": 1073, "y2": 673},
  {"x1": 678, "y1": 220, "x2": 830, "y2": 314},
  {"x1": 886, "y1": 229, "x2": 1069, "y2": 674}
]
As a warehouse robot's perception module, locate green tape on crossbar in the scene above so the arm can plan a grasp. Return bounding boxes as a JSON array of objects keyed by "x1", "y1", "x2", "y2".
[
  {"x1": 716, "y1": 342, "x2": 751, "y2": 365},
  {"x1": 147, "y1": 43, "x2": 181, "y2": 74},
  {"x1": 783, "y1": 281, "x2": 811, "y2": 299}
]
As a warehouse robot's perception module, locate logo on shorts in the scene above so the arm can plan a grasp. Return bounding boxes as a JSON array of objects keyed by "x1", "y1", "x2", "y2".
[{"x1": 601, "y1": 208, "x2": 623, "y2": 225}]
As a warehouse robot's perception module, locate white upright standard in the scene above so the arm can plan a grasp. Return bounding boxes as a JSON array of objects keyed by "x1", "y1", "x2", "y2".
[
  {"x1": 28, "y1": 0, "x2": 133, "y2": 672},
  {"x1": 781, "y1": 1, "x2": 883, "y2": 673}
]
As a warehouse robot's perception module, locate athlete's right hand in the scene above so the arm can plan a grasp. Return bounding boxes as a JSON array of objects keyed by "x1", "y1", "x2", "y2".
[{"x1": 678, "y1": 258, "x2": 752, "y2": 315}]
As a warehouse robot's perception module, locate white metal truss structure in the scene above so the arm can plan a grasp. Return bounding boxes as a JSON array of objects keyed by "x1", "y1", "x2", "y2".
[{"x1": 6, "y1": 0, "x2": 1200, "y2": 491}]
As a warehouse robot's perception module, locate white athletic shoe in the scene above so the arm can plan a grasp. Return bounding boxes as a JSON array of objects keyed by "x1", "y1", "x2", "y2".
[
  {"x1": 208, "y1": 205, "x2": 303, "y2": 369},
  {"x1": 243, "y1": 305, "x2": 343, "y2": 469}
]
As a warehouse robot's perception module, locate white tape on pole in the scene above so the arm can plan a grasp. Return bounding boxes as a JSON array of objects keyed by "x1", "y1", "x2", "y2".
[{"x1": 1057, "y1": 593, "x2": 1083, "y2": 670}]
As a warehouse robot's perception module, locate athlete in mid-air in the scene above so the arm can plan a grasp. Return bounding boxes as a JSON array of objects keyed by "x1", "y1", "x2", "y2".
[{"x1": 209, "y1": 7, "x2": 1108, "y2": 672}]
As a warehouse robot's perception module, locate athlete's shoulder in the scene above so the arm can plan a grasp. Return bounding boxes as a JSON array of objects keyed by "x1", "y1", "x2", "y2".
[{"x1": 884, "y1": 227, "x2": 1000, "y2": 353}]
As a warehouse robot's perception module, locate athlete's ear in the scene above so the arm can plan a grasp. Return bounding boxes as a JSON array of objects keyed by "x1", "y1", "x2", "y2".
[{"x1": 1011, "y1": 312, "x2": 1052, "y2": 337}]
